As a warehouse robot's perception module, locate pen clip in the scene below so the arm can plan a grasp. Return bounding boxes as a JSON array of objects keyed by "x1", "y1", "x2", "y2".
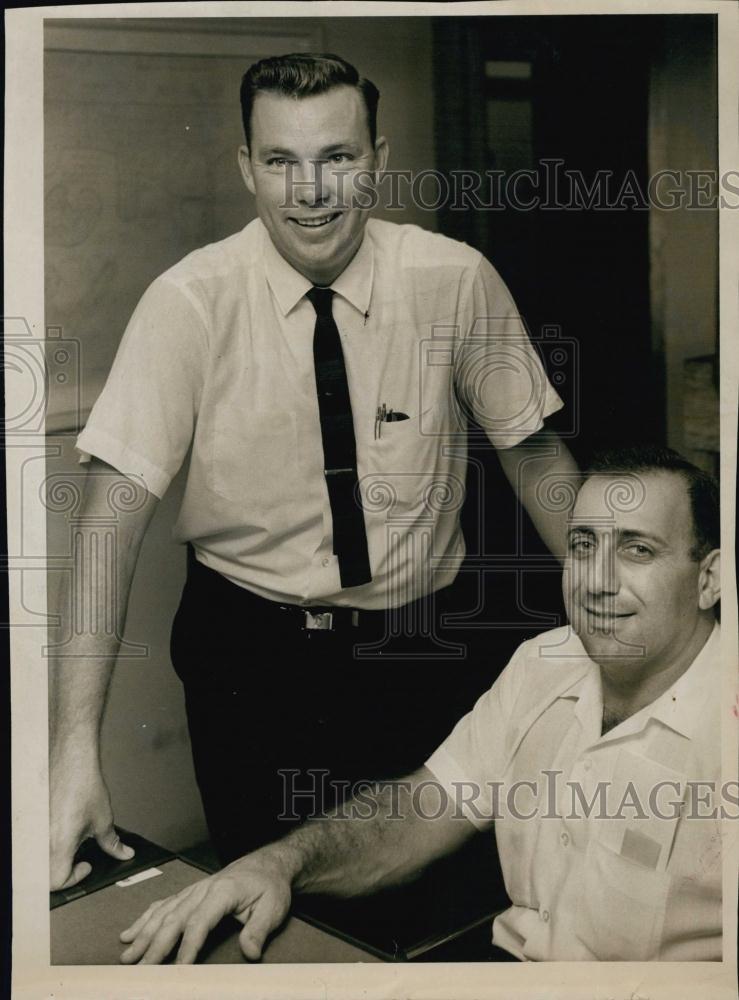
[{"x1": 375, "y1": 403, "x2": 386, "y2": 440}]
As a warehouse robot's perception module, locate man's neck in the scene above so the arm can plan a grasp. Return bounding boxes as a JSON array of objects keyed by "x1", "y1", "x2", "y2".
[
  {"x1": 279, "y1": 231, "x2": 366, "y2": 288},
  {"x1": 599, "y1": 615, "x2": 715, "y2": 733}
]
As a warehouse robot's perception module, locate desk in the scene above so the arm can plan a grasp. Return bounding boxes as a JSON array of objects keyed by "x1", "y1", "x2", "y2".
[
  {"x1": 51, "y1": 828, "x2": 505, "y2": 963},
  {"x1": 51, "y1": 857, "x2": 380, "y2": 965}
]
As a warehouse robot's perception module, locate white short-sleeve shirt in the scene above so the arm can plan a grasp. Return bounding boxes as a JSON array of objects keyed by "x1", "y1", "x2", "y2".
[
  {"x1": 77, "y1": 218, "x2": 562, "y2": 608},
  {"x1": 426, "y1": 623, "x2": 723, "y2": 961}
]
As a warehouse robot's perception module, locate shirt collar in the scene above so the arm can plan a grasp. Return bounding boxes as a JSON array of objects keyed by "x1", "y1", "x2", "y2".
[
  {"x1": 645, "y1": 621, "x2": 721, "y2": 739},
  {"x1": 558, "y1": 656, "x2": 603, "y2": 744},
  {"x1": 329, "y1": 230, "x2": 374, "y2": 316},
  {"x1": 262, "y1": 222, "x2": 312, "y2": 316},
  {"x1": 261, "y1": 219, "x2": 375, "y2": 318},
  {"x1": 559, "y1": 621, "x2": 721, "y2": 744}
]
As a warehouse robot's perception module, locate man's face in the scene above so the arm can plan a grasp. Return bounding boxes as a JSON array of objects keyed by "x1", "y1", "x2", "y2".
[
  {"x1": 238, "y1": 86, "x2": 388, "y2": 286},
  {"x1": 564, "y1": 471, "x2": 710, "y2": 675}
]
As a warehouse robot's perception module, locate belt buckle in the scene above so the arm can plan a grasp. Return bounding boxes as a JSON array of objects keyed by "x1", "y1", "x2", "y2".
[{"x1": 304, "y1": 610, "x2": 334, "y2": 630}]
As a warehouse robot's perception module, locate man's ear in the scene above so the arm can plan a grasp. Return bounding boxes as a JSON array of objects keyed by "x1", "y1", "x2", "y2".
[
  {"x1": 697, "y1": 549, "x2": 721, "y2": 610},
  {"x1": 373, "y1": 136, "x2": 389, "y2": 179},
  {"x1": 238, "y1": 145, "x2": 256, "y2": 196}
]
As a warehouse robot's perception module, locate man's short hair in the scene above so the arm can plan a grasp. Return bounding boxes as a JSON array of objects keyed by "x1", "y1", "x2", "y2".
[
  {"x1": 240, "y1": 53, "x2": 380, "y2": 148},
  {"x1": 585, "y1": 444, "x2": 719, "y2": 561}
]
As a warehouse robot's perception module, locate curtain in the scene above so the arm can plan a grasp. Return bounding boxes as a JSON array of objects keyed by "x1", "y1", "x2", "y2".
[{"x1": 432, "y1": 18, "x2": 489, "y2": 255}]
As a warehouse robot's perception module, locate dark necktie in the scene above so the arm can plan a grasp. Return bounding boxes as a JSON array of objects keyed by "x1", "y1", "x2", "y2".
[{"x1": 307, "y1": 286, "x2": 372, "y2": 589}]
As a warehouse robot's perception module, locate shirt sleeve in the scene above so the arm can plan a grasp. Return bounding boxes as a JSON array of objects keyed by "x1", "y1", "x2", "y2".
[
  {"x1": 76, "y1": 277, "x2": 209, "y2": 499},
  {"x1": 454, "y1": 257, "x2": 563, "y2": 449},
  {"x1": 425, "y1": 642, "x2": 529, "y2": 831}
]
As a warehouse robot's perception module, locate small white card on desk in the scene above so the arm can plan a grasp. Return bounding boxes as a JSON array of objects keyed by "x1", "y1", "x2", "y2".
[{"x1": 116, "y1": 867, "x2": 163, "y2": 888}]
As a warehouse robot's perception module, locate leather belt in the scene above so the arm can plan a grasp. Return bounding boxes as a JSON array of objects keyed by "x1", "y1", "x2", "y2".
[{"x1": 184, "y1": 546, "x2": 445, "y2": 634}]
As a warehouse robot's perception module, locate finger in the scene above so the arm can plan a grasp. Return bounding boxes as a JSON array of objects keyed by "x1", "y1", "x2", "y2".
[
  {"x1": 120, "y1": 898, "x2": 168, "y2": 941},
  {"x1": 121, "y1": 879, "x2": 210, "y2": 944},
  {"x1": 174, "y1": 905, "x2": 225, "y2": 965},
  {"x1": 174, "y1": 920, "x2": 211, "y2": 965},
  {"x1": 174, "y1": 880, "x2": 250, "y2": 964},
  {"x1": 120, "y1": 907, "x2": 174, "y2": 966},
  {"x1": 238, "y1": 895, "x2": 285, "y2": 961},
  {"x1": 120, "y1": 886, "x2": 203, "y2": 963},
  {"x1": 95, "y1": 826, "x2": 135, "y2": 862},
  {"x1": 52, "y1": 860, "x2": 92, "y2": 891},
  {"x1": 136, "y1": 912, "x2": 190, "y2": 965}
]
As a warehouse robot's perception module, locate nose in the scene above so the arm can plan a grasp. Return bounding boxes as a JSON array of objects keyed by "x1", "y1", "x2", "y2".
[
  {"x1": 586, "y1": 537, "x2": 620, "y2": 597},
  {"x1": 292, "y1": 159, "x2": 329, "y2": 208}
]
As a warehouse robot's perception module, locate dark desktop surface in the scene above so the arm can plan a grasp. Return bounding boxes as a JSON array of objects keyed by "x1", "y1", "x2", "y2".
[
  {"x1": 49, "y1": 829, "x2": 175, "y2": 909},
  {"x1": 50, "y1": 827, "x2": 509, "y2": 963},
  {"x1": 292, "y1": 829, "x2": 509, "y2": 962}
]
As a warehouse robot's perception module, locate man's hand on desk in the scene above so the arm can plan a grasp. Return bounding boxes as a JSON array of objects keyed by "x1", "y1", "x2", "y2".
[
  {"x1": 50, "y1": 750, "x2": 134, "y2": 891},
  {"x1": 119, "y1": 768, "x2": 472, "y2": 963},
  {"x1": 119, "y1": 849, "x2": 292, "y2": 964}
]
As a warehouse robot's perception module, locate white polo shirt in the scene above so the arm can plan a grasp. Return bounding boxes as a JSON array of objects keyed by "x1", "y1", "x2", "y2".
[
  {"x1": 77, "y1": 218, "x2": 562, "y2": 609},
  {"x1": 426, "y1": 623, "x2": 723, "y2": 961}
]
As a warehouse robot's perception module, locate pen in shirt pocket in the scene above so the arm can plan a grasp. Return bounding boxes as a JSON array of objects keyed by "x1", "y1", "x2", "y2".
[{"x1": 374, "y1": 404, "x2": 410, "y2": 439}]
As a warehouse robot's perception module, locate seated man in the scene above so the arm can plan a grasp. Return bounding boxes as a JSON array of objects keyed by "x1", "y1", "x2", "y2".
[{"x1": 118, "y1": 446, "x2": 724, "y2": 963}]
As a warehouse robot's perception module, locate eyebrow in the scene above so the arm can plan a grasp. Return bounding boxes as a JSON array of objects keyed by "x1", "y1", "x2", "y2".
[
  {"x1": 618, "y1": 528, "x2": 668, "y2": 547},
  {"x1": 320, "y1": 142, "x2": 362, "y2": 155},
  {"x1": 257, "y1": 146, "x2": 297, "y2": 158},
  {"x1": 567, "y1": 525, "x2": 669, "y2": 547},
  {"x1": 257, "y1": 142, "x2": 362, "y2": 159}
]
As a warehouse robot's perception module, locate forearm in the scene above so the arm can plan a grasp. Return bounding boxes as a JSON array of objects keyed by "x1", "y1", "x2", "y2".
[
  {"x1": 49, "y1": 541, "x2": 136, "y2": 754},
  {"x1": 50, "y1": 661, "x2": 113, "y2": 759},
  {"x1": 259, "y1": 770, "x2": 474, "y2": 899},
  {"x1": 498, "y1": 430, "x2": 581, "y2": 560},
  {"x1": 270, "y1": 809, "x2": 415, "y2": 898},
  {"x1": 119, "y1": 771, "x2": 477, "y2": 964},
  {"x1": 49, "y1": 461, "x2": 157, "y2": 756}
]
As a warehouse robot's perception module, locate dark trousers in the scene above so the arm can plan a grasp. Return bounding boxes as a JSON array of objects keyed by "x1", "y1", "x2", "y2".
[{"x1": 170, "y1": 552, "x2": 505, "y2": 865}]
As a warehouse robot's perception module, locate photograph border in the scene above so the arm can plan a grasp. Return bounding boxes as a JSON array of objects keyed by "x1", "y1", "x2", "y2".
[{"x1": 5, "y1": 2, "x2": 738, "y2": 998}]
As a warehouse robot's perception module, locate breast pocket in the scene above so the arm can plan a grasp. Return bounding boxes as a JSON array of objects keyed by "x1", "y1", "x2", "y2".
[
  {"x1": 209, "y1": 408, "x2": 298, "y2": 511},
  {"x1": 574, "y1": 836, "x2": 671, "y2": 961},
  {"x1": 362, "y1": 406, "x2": 464, "y2": 520}
]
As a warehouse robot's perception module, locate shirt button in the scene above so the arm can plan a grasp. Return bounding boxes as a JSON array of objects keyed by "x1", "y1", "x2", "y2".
[
  {"x1": 541, "y1": 908, "x2": 550, "y2": 923},
  {"x1": 322, "y1": 558, "x2": 330, "y2": 567},
  {"x1": 560, "y1": 832, "x2": 570, "y2": 847}
]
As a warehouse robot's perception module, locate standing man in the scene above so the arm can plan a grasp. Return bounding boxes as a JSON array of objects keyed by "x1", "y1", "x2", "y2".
[
  {"x1": 50, "y1": 53, "x2": 578, "y2": 889},
  {"x1": 117, "y1": 447, "x2": 724, "y2": 964}
]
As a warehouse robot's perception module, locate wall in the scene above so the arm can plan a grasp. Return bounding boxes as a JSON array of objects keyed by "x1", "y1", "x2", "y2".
[
  {"x1": 44, "y1": 16, "x2": 435, "y2": 431},
  {"x1": 322, "y1": 17, "x2": 435, "y2": 228},
  {"x1": 44, "y1": 15, "x2": 435, "y2": 851}
]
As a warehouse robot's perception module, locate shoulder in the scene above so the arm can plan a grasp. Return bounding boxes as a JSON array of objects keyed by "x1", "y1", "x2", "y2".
[
  {"x1": 499, "y1": 626, "x2": 593, "y2": 707},
  {"x1": 156, "y1": 218, "x2": 262, "y2": 291},
  {"x1": 509, "y1": 626, "x2": 590, "y2": 676},
  {"x1": 366, "y1": 220, "x2": 516, "y2": 315},
  {"x1": 136, "y1": 219, "x2": 263, "y2": 328},
  {"x1": 367, "y1": 219, "x2": 483, "y2": 271}
]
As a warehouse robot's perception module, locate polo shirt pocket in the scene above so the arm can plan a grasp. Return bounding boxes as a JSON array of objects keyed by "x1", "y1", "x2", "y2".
[
  {"x1": 574, "y1": 836, "x2": 671, "y2": 960},
  {"x1": 210, "y1": 408, "x2": 298, "y2": 511}
]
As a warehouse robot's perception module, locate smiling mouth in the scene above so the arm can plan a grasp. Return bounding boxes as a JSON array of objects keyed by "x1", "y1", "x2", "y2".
[
  {"x1": 291, "y1": 212, "x2": 342, "y2": 229},
  {"x1": 583, "y1": 608, "x2": 635, "y2": 620}
]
